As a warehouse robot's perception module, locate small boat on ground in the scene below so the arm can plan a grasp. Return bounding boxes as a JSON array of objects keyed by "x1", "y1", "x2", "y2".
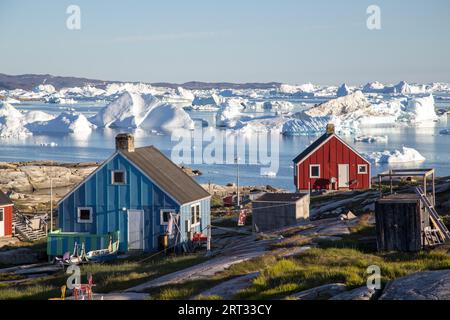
[{"x1": 85, "y1": 235, "x2": 119, "y2": 263}]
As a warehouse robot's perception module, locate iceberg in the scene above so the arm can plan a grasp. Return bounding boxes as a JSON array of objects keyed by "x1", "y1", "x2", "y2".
[
  {"x1": 175, "y1": 87, "x2": 195, "y2": 101},
  {"x1": 139, "y1": 103, "x2": 194, "y2": 132},
  {"x1": 24, "y1": 110, "x2": 55, "y2": 123},
  {"x1": 90, "y1": 91, "x2": 160, "y2": 128},
  {"x1": 0, "y1": 102, "x2": 31, "y2": 138},
  {"x1": 400, "y1": 94, "x2": 438, "y2": 123},
  {"x1": 215, "y1": 98, "x2": 247, "y2": 128},
  {"x1": 27, "y1": 112, "x2": 96, "y2": 136},
  {"x1": 336, "y1": 83, "x2": 351, "y2": 97},
  {"x1": 33, "y1": 84, "x2": 56, "y2": 94},
  {"x1": 192, "y1": 94, "x2": 223, "y2": 107},
  {"x1": 262, "y1": 101, "x2": 294, "y2": 112},
  {"x1": 91, "y1": 91, "x2": 194, "y2": 132},
  {"x1": 366, "y1": 147, "x2": 426, "y2": 163}
]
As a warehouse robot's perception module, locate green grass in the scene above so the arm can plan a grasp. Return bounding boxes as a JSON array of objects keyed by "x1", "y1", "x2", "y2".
[
  {"x1": 235, "y1": 246, "x2": 450, "y2": 300},
  {"x1": 0, "y1": 253, "x2": 207, "y2": 300},
  {"x1": 147, "y1": 255, "x2": 277, "y2": 300}
]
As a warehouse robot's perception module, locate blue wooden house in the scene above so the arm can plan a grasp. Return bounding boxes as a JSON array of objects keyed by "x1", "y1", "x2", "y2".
[{"x1": 47, "y1": 134, "x2": 211, "y2": 257}]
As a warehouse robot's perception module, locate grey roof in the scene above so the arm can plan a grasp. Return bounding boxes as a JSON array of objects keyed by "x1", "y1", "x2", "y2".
[
  {"x1": 293, "y1": 132, "x2": 333, "y2": 164},
  {"x1": 0, "y1": 190, "x2": 12, "y2": 206},
  {"x1": 121, "y1": 146, "x2": 210, "y2": 205},
  {"x1": 253, "y1": 193, "x2": 308, "y2": 203}
]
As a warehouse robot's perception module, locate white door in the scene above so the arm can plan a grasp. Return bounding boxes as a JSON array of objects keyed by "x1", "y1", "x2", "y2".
[
  {"x1": 338, "y1": 164, "x2": 349, "y2": 188},
  {"x1": 0, "y1": 208, "x2": 4, "y2": 237},
  {"x1": 128, "y1": 210, "x2": 144, "y2": 250}
]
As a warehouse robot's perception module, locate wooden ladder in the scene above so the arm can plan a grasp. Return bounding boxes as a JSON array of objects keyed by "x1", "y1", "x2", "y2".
[
  {"x1": 423, "y1": 227, "x2": 444, "y2": 246},
  {"x1": 416, "y1": 187, "x2": 450, "y2": 243}
]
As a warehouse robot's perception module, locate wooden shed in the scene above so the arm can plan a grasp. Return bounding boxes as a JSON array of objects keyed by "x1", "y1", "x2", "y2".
[
  {"x1": 252, "y1": 193, "x2": 310, "y2": 232},
  {"x1": 375, "y1": 194, "x2": 430, "y2": 252},
  {"x1": 0, "y1": 190, "x2": 13, "y2": 238},
  {"x1": 375, "y1": 169, "x2": 450, "y2": 252}
]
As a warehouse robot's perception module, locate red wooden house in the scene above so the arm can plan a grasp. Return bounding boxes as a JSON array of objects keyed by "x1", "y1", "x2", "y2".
[
  {"x1": 0, "y1": 190, "x2": 13, "y2": 237},
  {"x1": 293, "y1": 124, "x2": 371, "y2": 191}
]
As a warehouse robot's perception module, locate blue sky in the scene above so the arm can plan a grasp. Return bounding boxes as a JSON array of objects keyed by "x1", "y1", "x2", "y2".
[{"x1": 0, "y1": 0, "x2": 449, "y2": 85}]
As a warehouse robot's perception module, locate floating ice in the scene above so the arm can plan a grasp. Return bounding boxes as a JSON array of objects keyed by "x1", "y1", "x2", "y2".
[
  {"x1": 354, "y1": 135, "x2": 388, "y2": 143},
  {"x1": 366, "y1": 147, "x2": 426, "y2": 163},
  {"x1": 27, "y1": 112, "x2": 96, "y2": 136},
  {"x1": 0, "y1": 102, "x2": 31, "y2": 138}
]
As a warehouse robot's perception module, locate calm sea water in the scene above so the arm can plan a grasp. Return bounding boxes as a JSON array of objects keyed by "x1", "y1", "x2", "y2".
[{"x1": 1, "y1": 95, "x2": 449, "y2": 191}]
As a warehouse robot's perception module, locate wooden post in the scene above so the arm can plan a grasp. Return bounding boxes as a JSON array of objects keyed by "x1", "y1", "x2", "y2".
[
  {"x1": 389, "y1": 170, "x2": 393, "y2": 194},
  {"x1": 378, "y1": 175, "x2": 382, "y2": 198},
  {"x1": 206, "y1": 224, "x2": 211, "y2": 252},
  {"x1": 432, "y1": 171, "x2": 436, "y2": 206},
  {"x1": 424, "y1": 175, "x2": 427, "y2": 199}
]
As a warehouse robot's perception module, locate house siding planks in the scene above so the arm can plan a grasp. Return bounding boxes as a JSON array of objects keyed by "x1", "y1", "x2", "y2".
[
  {"x1": 57, "y1": 153, "x2": 207, "y2": 253},
  {"x1": 0, "y1": 205, "x2": 13, "y2": 236},
  {"x1": 295, "y1": 136, "x2": 370, "y2": 191}
]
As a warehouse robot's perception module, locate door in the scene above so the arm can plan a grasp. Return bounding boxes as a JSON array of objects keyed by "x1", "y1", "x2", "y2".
[
  {"x1": 128, "y1": 210, "x2": 144, "y2": 250},
  {"x1": 0, "y1": 208, "x2": 4, "y2": 237},
  {"x1": 338, "y1": 164, "x2": 349, "y2": 188}
]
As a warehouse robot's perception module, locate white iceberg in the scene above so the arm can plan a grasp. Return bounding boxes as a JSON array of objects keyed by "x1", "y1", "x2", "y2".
[
  {"x1": 139, "y1": 103, "x2": 194, "y2": 132},
  {"x1": 33, "y1": 84, "x2": 56, "y2": 94},
  {"x1": 0, "y1": 102, "x2": 31, "y2": 138},
  {"x1": 400, "y1": 94, "x2": 438, "y2": 123},
  {"x1": 175, "y1": 87, "x2": 195, "y2": 101},
  {"x1": 91, "y1": 91, "x2": 194, "y2": 132},
  {"x1": 192, "y1": 94, "x2": 223, "y2": 107},
  {"x1": 90, "y1": 91, "x2": 160, "y2": 128},
  {"x1": 27, "y1": 112, "x2": 96, "y2": 136},
  {"x1": 262, "y1": 101, "x2": 294, "y2": 112},
  {"x1": 24, "y1": 110, "x2": 55, "y2": 123},
  {"x1": 215, "y1": 98, "x2": 247, "y2": 128},
  {"x1": 366, "y1": 147, "x2": 426, "y2": 163}
]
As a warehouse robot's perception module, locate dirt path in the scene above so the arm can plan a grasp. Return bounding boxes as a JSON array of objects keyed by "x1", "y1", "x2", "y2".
[{"x1": 124, "y1": 235, "x2": 276, "y2": 293}]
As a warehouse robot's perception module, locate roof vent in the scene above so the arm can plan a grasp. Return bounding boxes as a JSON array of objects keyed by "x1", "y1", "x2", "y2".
[
  {"x1": 326, "y1": 123, "x2": 335, "y2": 135},
  {"x1": 115, "y1": 133, "x2": 135, "y2": 152}
]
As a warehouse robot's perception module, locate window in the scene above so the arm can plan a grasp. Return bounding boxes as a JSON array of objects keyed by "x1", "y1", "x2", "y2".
[
  {"x1": 160, "y1": 210, "x2": 174, "y2": 225},
  {"x1": 191, "y1": 204, "x2": 201, "y2": 226},
  {"x1": 309, "y1": 165, "x2": 320, "y2": 178},
  {"x1": 358, "y1": 164, "x2": 368, "y2": 174},
  {"x1": 0, "y1": 208, "x2": 4, "y2": 222},
  {"x1": 111, "y1": 170, "x2": 126, "y2": 184},
  {"x1": 77, "y1": 207, "x2": 93, "y2": 223}
]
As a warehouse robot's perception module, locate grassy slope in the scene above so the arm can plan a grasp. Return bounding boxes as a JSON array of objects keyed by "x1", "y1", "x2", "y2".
[{"x1": 0, "y1": 254, "x2": 206, "y2": 300}]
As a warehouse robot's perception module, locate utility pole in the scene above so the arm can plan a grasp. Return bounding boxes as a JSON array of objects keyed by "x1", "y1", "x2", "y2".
[
  {"x1": 235, "y1": 157, "x2": 240, "y2": 207},
  {"x1": 50, "y1": 179, "x2": 53, "y2": 233}
]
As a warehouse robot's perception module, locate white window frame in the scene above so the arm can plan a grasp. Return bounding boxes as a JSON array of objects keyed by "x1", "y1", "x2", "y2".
[
  {"x1": 0, "y1": 208, "x2": 4, "y2": 222},
  {"x1": 357, "y1": 164, "x2": 368, "y2": 174},
  {"x1": 160, "y1": 209, "x2": 175, "y2": 226},
  {"x1": 77, "y1": 207, "x2": 93, "y2": 223},
  {"x1": 309, "y1": 164, "x2": 321, "y2": 178},
  {"x1": 111, "y1": 170, "x2": 126, "y2": 185},
  {"x1": 190, "y1": 203, "x2": 201, "y2": 227}
]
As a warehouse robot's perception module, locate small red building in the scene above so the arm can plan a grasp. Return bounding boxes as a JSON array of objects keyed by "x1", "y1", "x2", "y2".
[
  {"x1": 293, "y1": 124, "x2": 371, "y2": 191},
  {"x1": 0, "y1": 190, "x2": 13, "y2": 237}
]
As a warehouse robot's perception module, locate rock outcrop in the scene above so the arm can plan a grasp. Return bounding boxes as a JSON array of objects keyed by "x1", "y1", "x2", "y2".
[{"x1": 380, "y1": 270, "x2": 450, "y2": 300}]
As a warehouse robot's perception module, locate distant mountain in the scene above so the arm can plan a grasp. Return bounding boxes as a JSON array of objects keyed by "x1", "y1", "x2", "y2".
[{"x1": 0, "y1": 73, "x2": 281, "y2": 91}]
